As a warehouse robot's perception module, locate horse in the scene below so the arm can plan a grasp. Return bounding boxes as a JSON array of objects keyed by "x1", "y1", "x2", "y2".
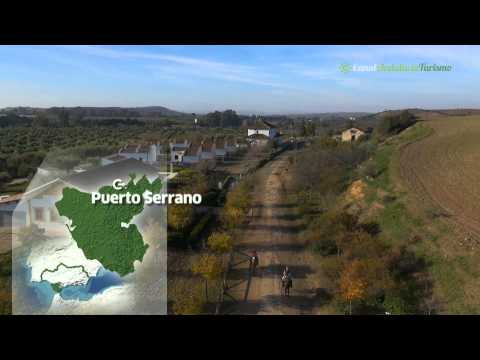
[
  {"x1": 251, "y1": 255, "x2": 259, "y2": 275},
  {"x1": 281, "y1": 275, "x2": 292, "y2": 296}
]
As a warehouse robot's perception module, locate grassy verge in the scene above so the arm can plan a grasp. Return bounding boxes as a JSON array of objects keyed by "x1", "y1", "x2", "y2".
[{"x1": 362, "y1": 123, "x2": 434, "y2": 244}]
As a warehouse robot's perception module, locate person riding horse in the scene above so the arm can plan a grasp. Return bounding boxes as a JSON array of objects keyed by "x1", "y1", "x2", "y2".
[
  {"x1": 281, "y1": 266, "x2": 293, "y2": 296},
  {"x1": 251, "y1": 250, "x2": 259, "y2": 276}
]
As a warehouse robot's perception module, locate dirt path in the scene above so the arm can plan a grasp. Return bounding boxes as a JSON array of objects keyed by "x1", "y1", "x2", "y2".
[{"x1": 224, "y1": 153, "x2": 328, "y2": 315}]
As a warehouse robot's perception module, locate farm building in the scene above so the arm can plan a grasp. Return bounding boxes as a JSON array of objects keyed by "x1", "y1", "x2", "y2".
[
  {"x1": 247, "y1": 119, "x2": 279, "y2": 139},
  {"x1": 341, "y1": 127, "x2": 367, "y2": 142}
]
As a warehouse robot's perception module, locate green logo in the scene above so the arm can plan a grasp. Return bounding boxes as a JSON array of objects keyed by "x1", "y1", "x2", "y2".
[{"x1": 339, "y1": 63, "x2": 352, "y2": 73}]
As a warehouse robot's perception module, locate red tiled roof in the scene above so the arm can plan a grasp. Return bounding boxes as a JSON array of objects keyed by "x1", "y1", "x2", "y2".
[
  {"x1": 138, "y1": 145, "x2": 150, "y2": 153},
  {"x1": 252, "y1": 119, "x2": 276, "y2": 130},
  {"x1": 121, "y1": 145, "x2": 139, "y2": 153},
  {"x1": 215, "y1": 136, "x2": 225, "y2": 149},
  {"x1": 184, "y1": 142, "x2": 201, "y2": 156},
  {"x1": 225, "y1": 136, "x2": 236, "y2": 147},
  {"x1": 201, "y1": 137, "x2": 214, "y2": 151},
  {"x1": 0, "y1": 193, "x2": 23, "y2": 204},
  {"x1": 107, "y1": 154, "x2": 127, "y2": 162},
  {"x1": 248, "y1": 133, "x2": 270, "y2": 139}
]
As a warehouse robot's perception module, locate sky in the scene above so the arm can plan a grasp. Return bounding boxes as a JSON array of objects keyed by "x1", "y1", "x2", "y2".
[{"x1": 0, "y1": 45, "x2": 479, "y2": 114}]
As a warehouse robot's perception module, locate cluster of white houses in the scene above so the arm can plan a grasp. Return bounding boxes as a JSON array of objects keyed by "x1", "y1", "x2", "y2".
[
  {"x1": 169, "y1": 136, "x2": 244, "y2": 165},
  {"x1": 0, "y1": 158, "x2": 163, "y2": 235},
  {"x1": 101, "y1": 143, "x2": 163, "y2": 166},
  {"x1": 0, "y1": 119, "x2": 281, "y2": 230}
]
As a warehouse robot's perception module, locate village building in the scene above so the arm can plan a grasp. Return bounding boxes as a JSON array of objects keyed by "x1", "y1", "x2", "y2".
[
  {"x1": 101, "y1": 154, "x2": 128, "y2": 166},
  {"x1": 169, "y1": 139, "x2": 189, "y2": 163},
  {"x1": 214, "y1": 137, "x2": 227, "y2": 161},
  {"x1": 182, "y1": 142, "x2": 202, "y2": 165},
  {"x1": 200, "y1": 137, "x2": 216, "y2": 161},
  {"x1": 225, "y1": 136, "x2": 238, "y2": 154},
  {"x1": 247, "y1": 119, "x2": 279, "y2": 139},
  {"x1": 2, "y1": 159, "x2": 163, "y2": 243},
  {"x1": 0, "y1": 193, "x2": 24, "y2": 228},
  {"x1": 36, "y1": 166, "x2": 68, "y2": 178},
  {"x1": 247, "y1": 133, "x2": 270, "y2": 146},
  {"x1": 169, "y1": 136, "x2": 240, "y2": 166}
]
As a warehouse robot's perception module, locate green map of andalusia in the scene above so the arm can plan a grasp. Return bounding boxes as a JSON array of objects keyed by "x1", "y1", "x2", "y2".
[{"x1": 55, "y1": 174, "x2": 162, "y2": 276}]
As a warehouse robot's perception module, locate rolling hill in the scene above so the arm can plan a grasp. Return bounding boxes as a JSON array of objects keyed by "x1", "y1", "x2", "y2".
[{"x1": 0, "y1": 106, "x2": 186, "y2": 119}]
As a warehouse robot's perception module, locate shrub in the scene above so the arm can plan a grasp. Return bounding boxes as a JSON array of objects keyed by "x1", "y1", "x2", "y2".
[
  {"x1": 170, "y1": 281, "x2": 205, "y2": 315},
  {"x1": 362, "y1": 162, "x2": 381, "y2": 179},
  {"x1": 207, "y1": 232, "x2": 233, "y2": 253},
  {"x1": 188, "y1": 212, "x2": 213, "y2": 245},
  {"x1": 311, "y1": 237, "x2": 338, "y2": 256},
  {"x1": 375, "y1": 111, "x2": 417, "y2": 138},
  {"x1": 168, "y1": 204, "x2": 194, "y2": 233},
  {"x1": 192, "y1": 254, "x2": 223, "y2": 281}
]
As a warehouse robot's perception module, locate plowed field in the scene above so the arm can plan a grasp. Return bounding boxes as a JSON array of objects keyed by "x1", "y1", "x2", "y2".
[{"x1": 399, "y1": 116, "x2": 480, "y2": 244}]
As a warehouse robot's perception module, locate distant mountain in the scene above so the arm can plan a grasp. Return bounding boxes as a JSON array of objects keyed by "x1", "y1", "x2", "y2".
[
  {"x1": 290, "y1": 112, "x2": 371, "y2": 119},
  {"x1": 0, "y1": 106, "x2": 186, "y2": 119}
]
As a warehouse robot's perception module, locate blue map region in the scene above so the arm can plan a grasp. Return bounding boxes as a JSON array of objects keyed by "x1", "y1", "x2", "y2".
[{"x1": 20, "y1": 264, "x2": 123, "y2": 310}]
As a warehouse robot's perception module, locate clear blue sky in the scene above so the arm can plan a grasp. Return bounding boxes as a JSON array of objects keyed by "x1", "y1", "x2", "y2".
[{"x1": 0, "y1": 45, "x2": 479, "y2": 114}]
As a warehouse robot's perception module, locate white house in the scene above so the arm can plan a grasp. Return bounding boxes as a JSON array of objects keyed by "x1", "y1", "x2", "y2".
[
  {"x1": 214, "y1": 137, "x2": 227, "y2": 160},
  {"x1": 36, "y1": 166, "x2": 68, "y2": 178},
  {"x1": 101, "y1": 154, "x2": 128, "y2": 166},
  {"x1": 200, "y1": 137, "x2": 216, "y2": 161},
  {"x1": 101, "y1": 143, "x2": 162, "y2": 166},
  {"x1": 182, "y1": 142, "x2": 202, "y2": 164},
  {"x1": 225, "y1": 136, "x2": 238, "y2": 154},
  {"x1": 0, "y1": 193, "x2": 24, "y2": 229},
  {"x1": 247, "y1": 119, "x2": 279, "y2": 139},
  {"x1": 119, "y1": 143, "x2": 161, "y2": 164},
  {"x1": 6, "y1": 159, "x2": 162, "y2": 244},
  {"x1": 169, "y1": 139, "x2": 189, "y2": 163},
  {"x1": 247, "y1": 133, "x2": 270, "y2": 146}
]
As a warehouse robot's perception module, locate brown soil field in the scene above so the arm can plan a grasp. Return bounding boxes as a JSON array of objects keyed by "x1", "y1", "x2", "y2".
[{"x1": 399, "y1": 116, "x2": 480, "y2": 246}]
